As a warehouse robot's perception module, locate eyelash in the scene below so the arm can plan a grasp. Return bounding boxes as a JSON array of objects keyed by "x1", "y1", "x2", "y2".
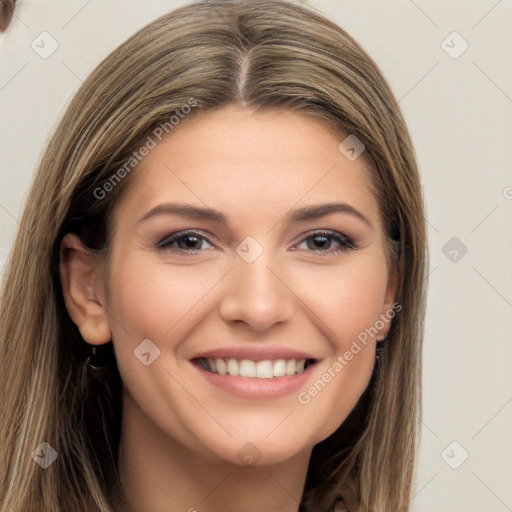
[{"x1": 156, "y1": 229, "x2": 357, "y2": 255}]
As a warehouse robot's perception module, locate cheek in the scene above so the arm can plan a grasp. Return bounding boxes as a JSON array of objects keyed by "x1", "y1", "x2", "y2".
[
  {"x1": 293, "y1": 253, "x2": 389, "y2": 348},
  {"x1": 291, "y1": 254, "x2": 388, "y2": 438},
  {"x1": 105, "y1": 254, "x2": 223, "y2": 363}
]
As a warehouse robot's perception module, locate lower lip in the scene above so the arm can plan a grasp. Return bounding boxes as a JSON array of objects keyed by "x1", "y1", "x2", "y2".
[{"x1": 191, "y1": 361, "x2": 317, "y2": 399}]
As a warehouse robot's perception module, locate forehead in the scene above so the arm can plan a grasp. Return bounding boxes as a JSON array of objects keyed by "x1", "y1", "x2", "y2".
[{"x1": 113, "y1": 106, "x2": 381, "y2": 230}]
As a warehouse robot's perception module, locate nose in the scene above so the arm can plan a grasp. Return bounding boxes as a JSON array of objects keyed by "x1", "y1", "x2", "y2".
[{"x1": 219, "y1": 250, "x2": 295, "y2": 332}]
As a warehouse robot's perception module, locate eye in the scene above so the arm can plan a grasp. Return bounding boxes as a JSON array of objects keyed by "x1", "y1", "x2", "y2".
[
  {"x1": 294, "y1": 230, "x2": 356, "y2": 254},
  {"x1": 156, "y1": 230, "x2": 214, "y2": 253},
  {"x1": 156, "y1": 229, "x2": 356, "y2": 255}
]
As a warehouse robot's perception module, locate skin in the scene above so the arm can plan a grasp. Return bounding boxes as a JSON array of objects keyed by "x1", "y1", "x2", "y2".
[{"x1": 61, "y1": 105, "x2": 397, "y2": 512}]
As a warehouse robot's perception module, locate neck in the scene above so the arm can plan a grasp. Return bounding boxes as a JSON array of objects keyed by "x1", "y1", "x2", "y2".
[{"x1": 117, "y1": 390, "x2": 312, "y2": 512}]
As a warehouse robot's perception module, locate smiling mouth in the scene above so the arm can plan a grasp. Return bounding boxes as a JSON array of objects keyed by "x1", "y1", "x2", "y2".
[{"x1": 194, "y1": 357, "x2": 316, "y2": 379}]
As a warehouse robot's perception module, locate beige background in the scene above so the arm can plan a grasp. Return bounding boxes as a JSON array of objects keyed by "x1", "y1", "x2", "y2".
[{"x1": 1, "y1": 1, "x2": 511, "y2": 510}]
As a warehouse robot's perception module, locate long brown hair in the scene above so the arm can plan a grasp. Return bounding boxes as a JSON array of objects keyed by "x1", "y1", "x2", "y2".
[{"x1": 0, "y1": 1, "x2": 428, "y2": 510}]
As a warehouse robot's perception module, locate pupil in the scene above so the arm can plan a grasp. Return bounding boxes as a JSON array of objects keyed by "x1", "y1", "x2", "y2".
[
  {"x1": 311, "y1": 235, "x2": 329, "y2": 250},
  {"x1": 183, "y1": 235, "x2": 199, "y2": 249}
]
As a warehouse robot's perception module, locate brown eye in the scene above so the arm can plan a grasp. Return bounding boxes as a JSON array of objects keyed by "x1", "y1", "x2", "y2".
[
  {"x1": 296, "y1": 231, "x2": 356, "y2": 254},
  {"x1": 157, "y1": 231, "x2": 214, "y2": 253}
]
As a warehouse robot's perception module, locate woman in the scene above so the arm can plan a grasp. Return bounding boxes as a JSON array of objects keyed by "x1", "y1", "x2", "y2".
[{"x1": 0, "y1": 1, "x2": 428, "y2": 511}]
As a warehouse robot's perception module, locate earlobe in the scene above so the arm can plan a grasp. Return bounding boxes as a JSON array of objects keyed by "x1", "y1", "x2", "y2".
[
  {"x1": 378, "y1": 268, "x2": 399, "y2": 340},
  {"x1": 59, "y1": 234, "x2": 111, "y2": 345}
]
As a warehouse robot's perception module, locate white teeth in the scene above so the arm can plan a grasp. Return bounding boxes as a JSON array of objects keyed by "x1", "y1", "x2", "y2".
[
  {"x1": 239, "y1": 359, "x2": 257, "y2": 378},
  {"x1": 227, "y1": 358, "x2": 239, "y2": 376},
  {"x1": 273, "y1": 359, "x2": 286, "y2": 377},
  {"x1": 256, "y1": 360, "x2": 273, "y2": 379},
  {"x1": 216, "y1": 358, "x2": 228, "y2": 375},
  {"x1": 198, "y1": 357, "x2": 309, "y2": 379},
  {"x1": 286, "y1": 359, "x2": 296, "y2": 376}
]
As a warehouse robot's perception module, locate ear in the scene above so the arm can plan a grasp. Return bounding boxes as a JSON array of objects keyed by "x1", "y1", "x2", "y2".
[
  {"x1": 59, "y1": 234, "x2": 111, "y2": 345},
  {"x1": 377, "y1": 267, "x2": 399, "y2": 341}
]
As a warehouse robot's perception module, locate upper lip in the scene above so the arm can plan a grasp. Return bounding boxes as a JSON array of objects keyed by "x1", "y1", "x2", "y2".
[{"x1": 190, "y1": 346, "x2": 319, "y2": 362}]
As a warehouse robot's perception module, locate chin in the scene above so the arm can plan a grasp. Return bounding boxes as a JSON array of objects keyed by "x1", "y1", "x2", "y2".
[{"x1": 202, "y1": 433, "x2": 311, "y2": 467}]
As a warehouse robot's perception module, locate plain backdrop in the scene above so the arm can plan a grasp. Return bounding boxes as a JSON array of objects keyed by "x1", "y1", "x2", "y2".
[{"x1": 1, "y1": 1, "x2": 511, "y2": 510}]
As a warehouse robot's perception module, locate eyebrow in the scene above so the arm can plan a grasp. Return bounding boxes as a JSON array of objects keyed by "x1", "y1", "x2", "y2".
[{"x1": 138, "y1": 201, "x2": 371, "y2": 227}]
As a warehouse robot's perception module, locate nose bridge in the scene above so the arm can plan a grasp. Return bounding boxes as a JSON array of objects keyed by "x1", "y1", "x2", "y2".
[{"x1": 219, "y1": 237, "x2": 295, "y2": 330}]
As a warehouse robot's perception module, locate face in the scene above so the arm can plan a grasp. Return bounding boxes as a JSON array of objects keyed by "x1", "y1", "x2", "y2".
[{"x1": 82, "y1": 106, "x2": 397, "y2": 466}]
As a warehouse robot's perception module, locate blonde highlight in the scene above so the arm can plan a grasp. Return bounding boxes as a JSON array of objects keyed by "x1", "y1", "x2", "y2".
[{"x1": 0, "y1": 1, "x2": 427, "y2": 511}]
